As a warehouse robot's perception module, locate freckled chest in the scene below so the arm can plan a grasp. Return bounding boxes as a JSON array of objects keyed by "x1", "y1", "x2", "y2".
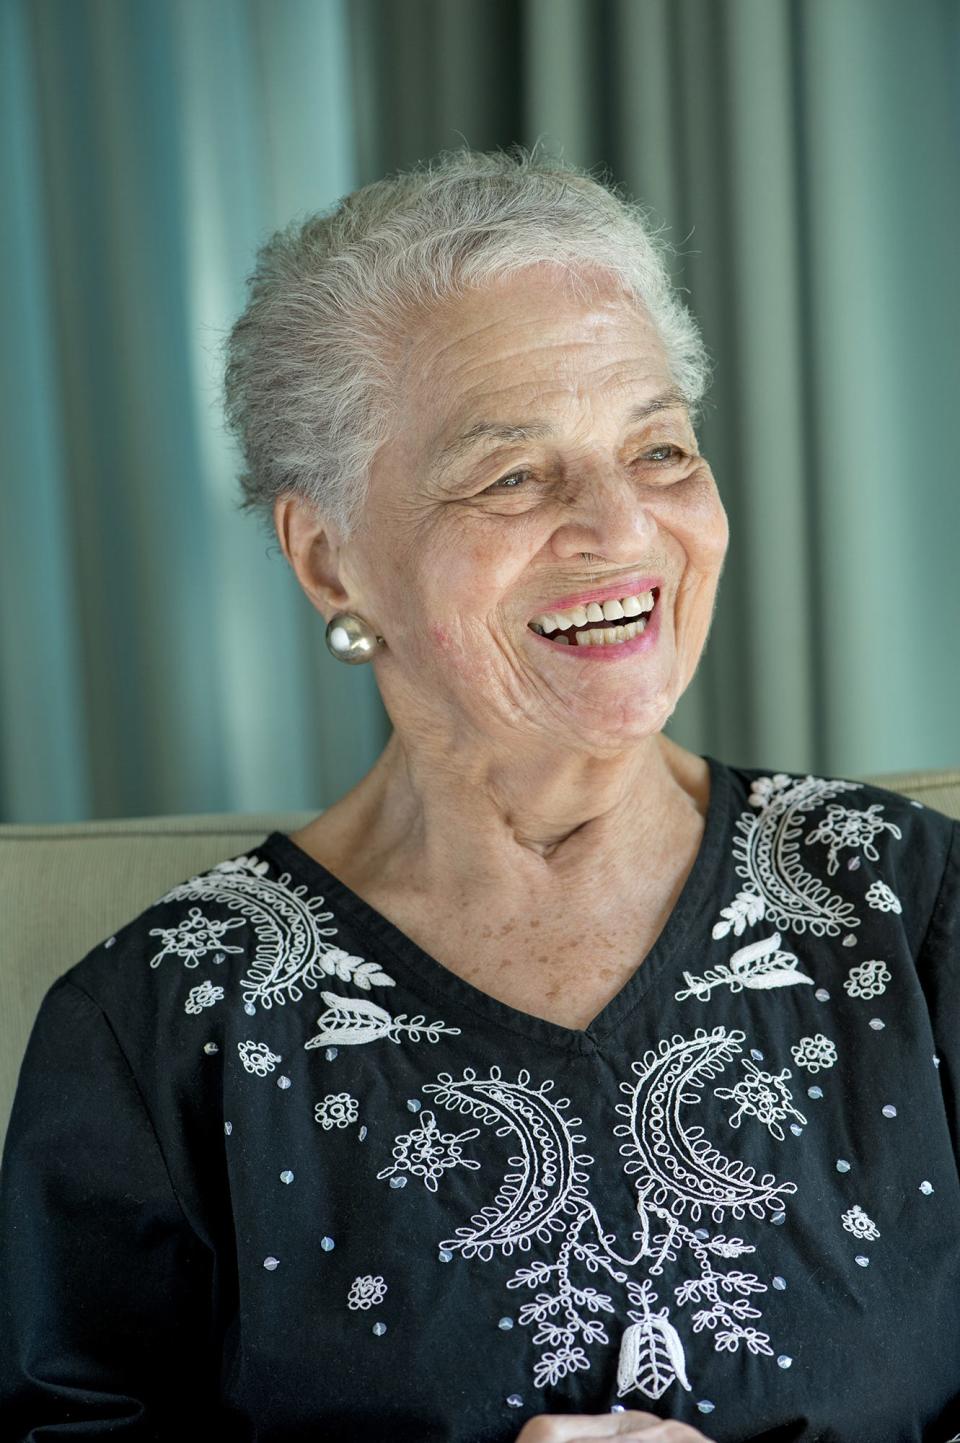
[{"x1": 357, "y1": 884, "x2": 678, "y2": 1032}]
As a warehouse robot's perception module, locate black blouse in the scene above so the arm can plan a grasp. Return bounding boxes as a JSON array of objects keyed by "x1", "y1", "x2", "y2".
[{"x1": 2, "y1": 757, "x2": 959, "y2": 1442}]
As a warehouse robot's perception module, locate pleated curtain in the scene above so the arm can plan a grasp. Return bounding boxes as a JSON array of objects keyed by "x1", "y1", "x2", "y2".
[{"x1": 1, "y1": 0, "x2": 957, "y2": 822}]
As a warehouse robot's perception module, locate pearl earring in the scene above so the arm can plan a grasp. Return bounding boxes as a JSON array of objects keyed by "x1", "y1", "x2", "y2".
[{"x1": 324, "y1": 611, "x2": 385, "y2": 664}]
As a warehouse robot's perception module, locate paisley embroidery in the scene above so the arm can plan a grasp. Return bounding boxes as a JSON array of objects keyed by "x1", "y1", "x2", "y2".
[
  {"x1": 804, "y1": 804, "x2": 903, "y2": 877},
  {"x1": 409, "y1": 1033, "x2": 796, "y2": 1401},
  {"x1": 157, "y1": 856, "x2": 396, "y2": 1010},
  {"x1": 714, "y1": 774, "x2": 865, "y2": 939},
  {"x1": 676, "y1": 933, "x2": 814, "y2": 1003},
  {"x1": 305, "y1": 992, "x2": 461, "y2": 1049}
]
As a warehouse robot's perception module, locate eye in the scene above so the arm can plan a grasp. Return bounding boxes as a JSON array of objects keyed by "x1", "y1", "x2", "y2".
[
  {"x1": 642, "y1": 444, "x2": 685, "y2": 465},
  {"x1": 483, "y1": 469, "x2": 531, "y2": 493},
  {"x1": 481, "y1": 445, "x2": 687, "y2": 495}
]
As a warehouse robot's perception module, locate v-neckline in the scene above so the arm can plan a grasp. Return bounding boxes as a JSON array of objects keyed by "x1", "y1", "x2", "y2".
[{"x1": 263, "y1": 753, "x2": 731, "y2": 1056}]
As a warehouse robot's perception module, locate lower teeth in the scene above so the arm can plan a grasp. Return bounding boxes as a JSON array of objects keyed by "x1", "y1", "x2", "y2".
[{"x1": 560, "y1": 617, "x2": 647, "y2": 646}]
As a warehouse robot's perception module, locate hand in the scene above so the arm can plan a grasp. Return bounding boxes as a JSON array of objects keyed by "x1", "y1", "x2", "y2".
[{"x1": 514, "y1": 1412, "x2": 718, "y2": 1443}]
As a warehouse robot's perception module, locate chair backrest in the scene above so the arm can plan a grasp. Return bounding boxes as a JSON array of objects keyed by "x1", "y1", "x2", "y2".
[
  {"x1": 0, "y1": 810, "x2": 314, "y2": 1150},
  {"x1": 3, "y1": 770, "x2": 959, "y2": 1151}
]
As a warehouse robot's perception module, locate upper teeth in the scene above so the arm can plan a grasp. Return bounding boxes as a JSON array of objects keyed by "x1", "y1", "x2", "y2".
[{"x1": 531, "y1": 590, "x2": 656, "y2": 634}]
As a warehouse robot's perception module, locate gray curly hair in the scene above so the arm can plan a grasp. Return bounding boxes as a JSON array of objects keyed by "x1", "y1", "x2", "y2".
[{"x1": 221, "y1": 142, "x2": 712, "y2": 541}]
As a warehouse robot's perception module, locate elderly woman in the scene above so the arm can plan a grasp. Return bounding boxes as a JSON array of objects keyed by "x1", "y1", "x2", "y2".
[{"x1": 1, "y1": 147, "x2": 958, "y2": 1443}]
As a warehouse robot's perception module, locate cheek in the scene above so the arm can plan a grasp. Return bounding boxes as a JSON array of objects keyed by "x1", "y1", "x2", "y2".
[
  {"x1": 679, "y1": 474, "x2": 729, "y2": 568},
  {"x1": 425, "y1": 618, "x2": 484, "y2": 683}
]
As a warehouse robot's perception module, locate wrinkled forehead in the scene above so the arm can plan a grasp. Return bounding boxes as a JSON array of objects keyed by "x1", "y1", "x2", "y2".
[{"x1": 395, "y1": 270, "x2": 674, "y2": 456}]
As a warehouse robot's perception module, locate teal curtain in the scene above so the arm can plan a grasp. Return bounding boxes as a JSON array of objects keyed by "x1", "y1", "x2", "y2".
[{"x1": 2, "y1": 0, "x2": 957, "y2": 823}]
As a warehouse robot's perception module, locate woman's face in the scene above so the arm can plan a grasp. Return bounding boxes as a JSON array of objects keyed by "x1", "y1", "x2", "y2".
[{"x1": 333, "y1": 265, "x2": 729, "y2": 755}]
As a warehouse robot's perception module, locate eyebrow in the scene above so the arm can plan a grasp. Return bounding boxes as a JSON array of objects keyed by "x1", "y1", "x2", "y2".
[{"x1": 433, "y1": 388, "x2": 689, "y2": 477}]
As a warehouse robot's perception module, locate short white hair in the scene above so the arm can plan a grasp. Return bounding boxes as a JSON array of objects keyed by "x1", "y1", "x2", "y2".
[{"x1": 221, "y1": 142, "x2": 712, "y2": 540}]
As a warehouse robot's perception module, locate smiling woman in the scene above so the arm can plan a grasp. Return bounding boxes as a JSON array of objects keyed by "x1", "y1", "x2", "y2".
[{"x1": 2, "y1": 144, "x2": 959, "y2": 1443}]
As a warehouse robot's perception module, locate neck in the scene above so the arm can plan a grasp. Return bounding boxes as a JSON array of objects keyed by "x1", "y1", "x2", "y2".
[{"x1": 329, "y1": 726, "x2": 709, "y2": 901}]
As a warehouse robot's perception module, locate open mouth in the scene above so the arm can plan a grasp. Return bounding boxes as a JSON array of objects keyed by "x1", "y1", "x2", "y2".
[{"x1": 528, "y1": 588, "x2": 660, "y2": 648}]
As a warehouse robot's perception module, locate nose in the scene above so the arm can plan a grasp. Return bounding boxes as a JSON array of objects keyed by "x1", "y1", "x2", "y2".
[{"x1": 549, "y1": 472, "x2": 659, "y2": 564}]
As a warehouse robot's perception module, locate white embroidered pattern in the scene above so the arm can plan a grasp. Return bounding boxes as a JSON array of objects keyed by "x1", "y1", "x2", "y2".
[
  {"x1": 411, "y1": 1033, "x2": 796, "y2": 1400},
  {"x1": 714, "y1": 774, "x2": 867, "y2": 939},
  {"x1": 347, "y1": 1274, "x2": 387, "y2": 1309},
  {"x1": 841, "y1": 1205, "x2": 879, "y2": 1240},
  {"x1": 315, "y1": 1092, "x2": 359, "y2": 1129},
  {"x1": 238, "y1": 1040, "x2": 282, "y2": 1076},
  {"x1": 712, "y1": 888, "x2": 767, "y2": 938},
  {"x1": 865, "y1": 880, "x2": 902, "y2": 914},
  {"x1": 376, "y1": 1109, "x2": 481, "y2": 1192},
  {"x1": 790, "y1": 1034, "x2": 837, "y2": 1073},
  {"x1": 675, "y1": 933, "x2": 813, "y2": 1004},
  {"x1": 713, "y1": 1059, "x2": 807, "y2": 1141},
  {"x1": 804, "y1": 804, "x2": 903, "y2": 877},
  {"x1": 156, "y1": 855, "x2": 395, "y2": 1010},
  {"x1": 184, "y1": 979, "x2": 225, "y2": 1013},
  {"x1": 304, "y1": 991, "x2": 461, "y2": 1049},
  {"x1": 148, "y1": 906, "x2": 245, "y2": 969},
  {"x1": 843, "y1": 959, "x2": 891, "y2": 1000}
]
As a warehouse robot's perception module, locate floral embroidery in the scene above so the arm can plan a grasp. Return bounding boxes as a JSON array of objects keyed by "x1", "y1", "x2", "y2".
[
  {"x1": 676, "y1": 933, "x2": 814, "y2": 1003},
  {"x1": 865, "y1": 880, "x2": 902, "y2": 914},
  {"x1": 715, "y1": 774, "x2": 864, "y2": 939},
  {"x1": 156, "y1": 855, "x2": 395, "y2": 1010},
  {"x1": 616, "y1": 1279, "x2": 692, "y2": 1397},
  {"x1": 238, "y1": 1039, "x2": 282, "y2": 1076},
  {"x1": 790, "y1": 1034, "x2": 837, "y2": 1073},
  {"x1": 305, "y1": 992, "x2": 461, "y2": 1049},
  {"x1": 805, "y1": 804, "x2": 903, "y2": 877},
  {"x1": 412, "y1": 1036, "x2": 795, "y2": 1401},
  {"x1": 377, "y1": 1109, "x2": 481, "y2": 1192},
  {"x1": 841, "y1": 1205, "x2": 879, "y2": 1240},
  {"x1": 184, "y1": 979, "x2": 225, "y2": 1013},
  {"x1": 713, "y1": 1059, "x2": 807, "y2": 1141},
  {"x1": 148, "y1": 906, "x2": 244, "y2": 969},
  {"x1": 347, "y1": 1274, "x2": 387, "y2": 1310},
  {"x1": 314, "y1": 1092, "x2": 359, "y2": 1129},
  {"x1": 843, "y1": 959, "x2": 891, "y2": 1000}
]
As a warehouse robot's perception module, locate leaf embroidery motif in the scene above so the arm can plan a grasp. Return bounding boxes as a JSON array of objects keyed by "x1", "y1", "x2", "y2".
[
  {"x1": 616, "y1": 1312, "x2": 691, "y2": 1401},
  {"x1": 304, "y1": 991, "x2": 461, "y2": 1048},
  {"x1": 676, "y1": 933, "x2": 814, "y2": 1003}
]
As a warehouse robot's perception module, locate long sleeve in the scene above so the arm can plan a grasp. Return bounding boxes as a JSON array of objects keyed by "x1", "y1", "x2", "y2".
[
  {"x1": 0, "y1": 978, "x2": 219, "y2": 1440},
  {"x1": 916, "y1": 818, "x2": 960, "y2": 1168}
]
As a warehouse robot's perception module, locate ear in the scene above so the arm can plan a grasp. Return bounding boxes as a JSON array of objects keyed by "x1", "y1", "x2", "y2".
[{"x1": 273, "y1": 493, "x2": 352, "y2": 621}]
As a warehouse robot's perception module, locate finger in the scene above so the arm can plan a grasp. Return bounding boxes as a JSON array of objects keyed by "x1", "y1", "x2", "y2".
[
  {"x1": 607, "y1": 1423, "x2": 718, "y2": 1443},
  {"x1": 517, "y1": 1412, "x2": 680, "y2": 1440}
]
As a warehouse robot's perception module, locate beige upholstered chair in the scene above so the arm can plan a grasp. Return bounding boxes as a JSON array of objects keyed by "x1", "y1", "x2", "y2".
[{"x1": 3, "y1": 770, "x2": 959, "y2": 1153}]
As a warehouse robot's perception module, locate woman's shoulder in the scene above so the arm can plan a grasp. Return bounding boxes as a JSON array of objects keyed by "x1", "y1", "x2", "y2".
[
  {"x1": 52, "y1": 833, "x2": 297, "y2": 1044},
  {"x1": 716, "y1": 755, "x2": 957, "y2": 840},
  {"x1": 709, "y1": 755, "x2": 959, "y2": 952}
]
